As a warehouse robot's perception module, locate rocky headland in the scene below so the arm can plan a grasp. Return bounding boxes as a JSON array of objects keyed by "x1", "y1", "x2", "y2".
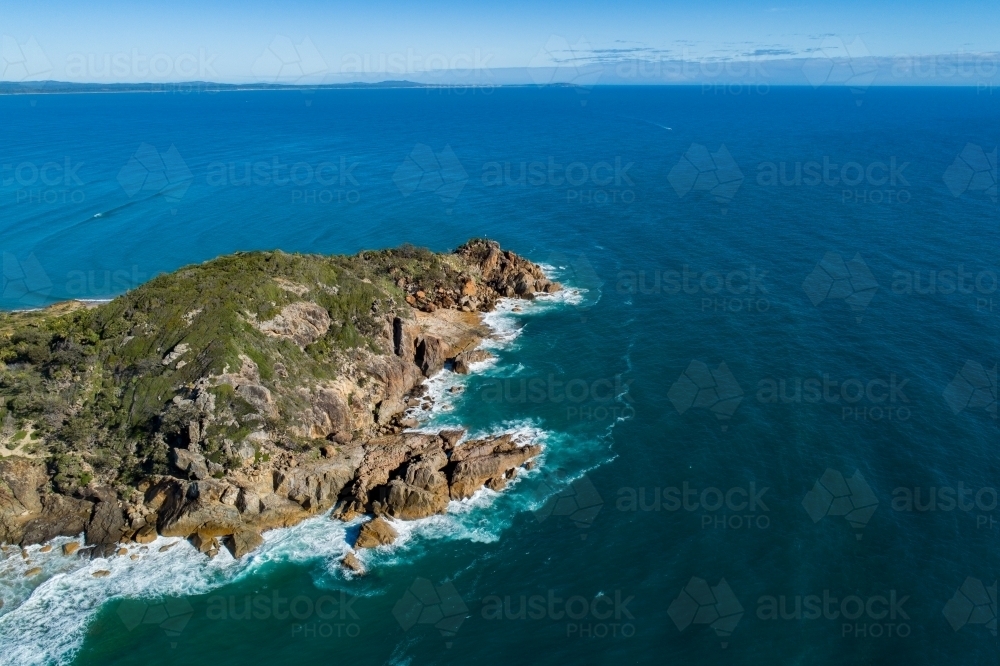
[{"x1": 0, "y1": 240, "x2": 559, "y2": 565}]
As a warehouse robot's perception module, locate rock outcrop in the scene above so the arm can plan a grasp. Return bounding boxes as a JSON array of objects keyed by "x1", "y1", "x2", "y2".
[{"x1": 0, "y1": 239, "x2": 555, "y2": 562}]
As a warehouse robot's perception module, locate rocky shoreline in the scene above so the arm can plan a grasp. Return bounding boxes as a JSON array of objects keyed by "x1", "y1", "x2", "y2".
[{"x1": 0, "y1": 240, "x2": 559, "y2": 571}]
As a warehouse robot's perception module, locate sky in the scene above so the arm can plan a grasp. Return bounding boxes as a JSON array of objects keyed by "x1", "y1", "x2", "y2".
[{"x1": 1, "y1": 0, "x2": 999, "y2": 84}]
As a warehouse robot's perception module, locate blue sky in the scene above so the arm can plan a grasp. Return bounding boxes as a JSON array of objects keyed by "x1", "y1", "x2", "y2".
[{"x1": 1, "y1": 0, "x2": 998, "y2": 83}]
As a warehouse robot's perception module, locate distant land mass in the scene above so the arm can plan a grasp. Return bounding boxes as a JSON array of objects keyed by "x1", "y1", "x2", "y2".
[{"x1": 0, "y1": 80, "x2": 584, "y2": 94}]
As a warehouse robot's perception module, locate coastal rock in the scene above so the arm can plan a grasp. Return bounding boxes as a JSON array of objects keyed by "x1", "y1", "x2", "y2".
[
  {"x1": 226, "y1": 529, "x2": 264, "y2": 558},
  {"x1": 134, "y1": 524, "x2": 157, "y2": 544},
  {"x1": 355, "y1": 516, "x2": 397, "y2": 548},
  {"x1": 19, "y1": 494, "x2": 93, "y2": 546},
  {"x1": 0, "y1": 458, "x2": 46, "y2": 544},
  {"x1": 439, "y1": 429, "x2": 465, "y2": 449},
  {"x1": 341, "y1": 551, "x2": 364, "y2": 574},
  {"x1": 415, "y1": 335, "x2": 447, "y2": 377},
  {"x1": 24, "y1": 566, "x2": 42, "y2": 577},
  {"x1": 63, "y1": 542, "x2": 80, "y2": 556},
  {"x1": 449, "y1": 436, "x2": 542, "y2": 500},
  {"x1": 157, "y1": 480, "x2": 242, "y2": 538},
  {"x1": 190, "y1": 531, "x2": 219, "y2": 554},
  {"x1": 84, "y1": 492, "x2": 127, "y2": 559},
  {"x1": 453, "y1": 349, "x2": 493, "y2": 374}
]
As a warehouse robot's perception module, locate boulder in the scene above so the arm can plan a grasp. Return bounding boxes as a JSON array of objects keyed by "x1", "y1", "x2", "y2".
[
  {"x1": 190, "y1": 531, "x2": 219, "y2": 554},
  {"x1": 341, "y1": 551, "x2": 364, "y2": 574},
  {"x1": 226, "y1": 529, "x2": 264, "y2": 558},
  {"x1": 354, "y1": 516, "x2": 397, "y2": 549},
  {"x1": 157, "y1": 485, "x2": 242, "y2": 538},
  {"x1": 63, "y1": 542, "x2": 81, "y2": 556},
  {"x1": 134, "y1": 524, "x2": 157, "y2": 544},
  {"x1": 236, "y1": 488, "x2": 262, "y2": 515},
  {"x1": 173, "y1": 448, "x2": 209, "y2": 480}
]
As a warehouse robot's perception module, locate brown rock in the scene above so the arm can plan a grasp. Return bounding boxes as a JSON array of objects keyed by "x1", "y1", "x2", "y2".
[
  {"x1": 116, "y1": 548, "x2": 128, "y2": 556},
  {"x1": 384, "y1": 480, "x2": 449, "y2": 520},
  {"x1": 173, "y1": 448, "x2": 210, "y2": 480},
  {"x1": 39, "y1": 545, "x2": 52, "y2": 553},
  {"x1": 341, "y1": 551, "x2": 364, "y2": 574},
  {"x1": 453, "y1": 350, "x2": 493, "y2": 374},
  {"x1": 226, "y1": 529, "x2": 264, "y2": 558},
  {"x1": 92, "y1": 570, "x2": 111, "y2": 578},
  {"x1": 84, "y1": 489, "x2": 127, "y2": 558},
  {"x1": 355, "y1": 516, "x2": 397, "y2": 549},
  {"x1": 449, "y1": 439, "x2": 542, "y2": 500},
  {"x1": 24, "y1": 566, "x2": 42, "y2": 577},
  {"x1": 190, "y1": 532, "x2": 219, "y2": 554},
  {"x1": 20, "y1": 494, "x2": 94, "y2": 546},
  {"x1": 439, "y1": 429, "x2": 465, "y2": 448},
  {"x1": 415, "y1": 336, "x2": 446, "y2": 377},
  {"x1": 63, "y1": 542, "x2": 80, "y2": 556},
  {"x1": 159, "y1": 542, "x2": 178, "y2": 552},
  {"x1": 134, "y1": 524, "x2": 157, "y2": 544}
]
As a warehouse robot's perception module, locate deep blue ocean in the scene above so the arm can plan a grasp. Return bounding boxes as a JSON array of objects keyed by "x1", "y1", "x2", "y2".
[{"x1": 0, "y1": 86, "x2": 997, "y2": 665}]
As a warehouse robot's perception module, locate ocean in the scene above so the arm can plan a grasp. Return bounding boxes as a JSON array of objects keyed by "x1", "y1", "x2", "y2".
[{"x1": 0, "y1": 85, "x2": 996, "y2": 664}]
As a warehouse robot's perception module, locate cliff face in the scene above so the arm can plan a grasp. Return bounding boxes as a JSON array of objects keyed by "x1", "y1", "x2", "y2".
[{"x1": 0, "y1": 239, "x2": 558, "y2": 559}]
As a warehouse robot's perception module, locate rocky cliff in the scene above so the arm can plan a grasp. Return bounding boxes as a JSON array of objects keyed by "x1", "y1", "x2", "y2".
[{"x1": 0, "y1": 240, "x2": 557, "y2": 561}]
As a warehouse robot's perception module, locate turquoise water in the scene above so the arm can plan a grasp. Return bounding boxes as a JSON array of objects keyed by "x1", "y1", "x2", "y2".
[{"x1": 0, "y1": 86, "x2": 997, "y2": 664}]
